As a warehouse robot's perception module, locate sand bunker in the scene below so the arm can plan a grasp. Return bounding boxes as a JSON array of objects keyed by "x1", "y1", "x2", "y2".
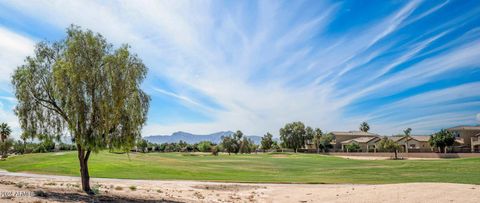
[{"x1": 0, "y1": 170, "x2": 478, "y2": 202}]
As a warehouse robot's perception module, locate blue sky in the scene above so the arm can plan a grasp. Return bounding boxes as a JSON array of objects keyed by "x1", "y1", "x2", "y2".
[{"x1": 0, "y1": 0, "x2": 479, "y2": 138}]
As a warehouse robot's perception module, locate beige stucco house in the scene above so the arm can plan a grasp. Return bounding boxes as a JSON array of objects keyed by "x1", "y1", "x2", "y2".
[
  {"x1": 447, "y1": 126, "x2": 480, "y2": 152},
  {"x1": 331, "y1": 131, "x2": 379, "y2": 152},
  {"x1": 388, "y1": 136, "x2": 432, "y2": 152},
  {"x1": 340, "y1": 136, "x2": 380, "y2": 152}
]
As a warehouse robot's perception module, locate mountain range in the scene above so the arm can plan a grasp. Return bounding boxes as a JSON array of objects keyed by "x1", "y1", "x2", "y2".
[{"x1": 143, "y1": 131, "x2": 263, "y2": 144}]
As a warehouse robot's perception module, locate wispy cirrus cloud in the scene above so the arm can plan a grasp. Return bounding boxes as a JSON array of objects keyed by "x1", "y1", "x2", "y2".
[{"x1": 0, "y1": 0, "x2": 479, "y2": 138}]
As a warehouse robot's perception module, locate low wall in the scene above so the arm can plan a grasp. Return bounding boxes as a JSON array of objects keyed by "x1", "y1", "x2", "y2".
[{"x1": 323, "y1": 152, "x2": 480, "y2": 158}]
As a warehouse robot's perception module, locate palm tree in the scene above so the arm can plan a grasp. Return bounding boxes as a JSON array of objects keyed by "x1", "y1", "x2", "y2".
[
  {"x1": 359, "y1": 121, "x2": 370, "y2": 132},
  {"x1": 312, "y1": 128, "x2": 323, "y2": 153},
  {"x1": 0, "y1": 123, "x2": 12, "y2": 142},
  {"x1": 403, "y1": 128, "x2": 412, "y2": 153}
]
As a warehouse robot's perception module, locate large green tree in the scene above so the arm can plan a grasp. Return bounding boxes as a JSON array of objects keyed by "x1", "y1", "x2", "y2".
[
  {"x1": 11, "y1": 25, "x2": 150, "y2": 194},
  {"x1": 279, "y1": 121, "x2": 306, "y2": 153},
  {"x1": 261, "y1": 132, "x2": 273, "y2": 152},
  {"x1": 429, "y1": 129, "x2": 455, "y2": 153}
]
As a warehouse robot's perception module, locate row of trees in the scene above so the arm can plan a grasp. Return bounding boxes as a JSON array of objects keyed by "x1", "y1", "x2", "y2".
[
  {"x1": 0, "y1": 123, "x2": 78, "y2": 158},
  {"x1": 221, "y1": 131, "x2": 257, "y2": 154},
  {"x1": 135, "y1": 139, "x2": 222, "y2": 153},
  {"x1": 278, "y1": 121, "x2": 334, "y2": 153}
]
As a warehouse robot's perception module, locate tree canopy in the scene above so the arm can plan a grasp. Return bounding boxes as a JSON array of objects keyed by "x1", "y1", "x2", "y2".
[
  {"x1": 221, "y1": 130, "x2": 243, "y2": 154},
  {"x1": 0, "y1": 123, "x2": 13, "y2": 158},
  {"x1": 261, "y1": 132, "x2": 274, "y2": 152},
  {"x1": 378, "y1": 137, "x2": 401, "y2": 159},
  {"x1": 279, "y1": 121, "x2": 306, "y2": 153},
  {"x1": 429, "y1": 129, "x2": 455, "y2": 153},
  {"x1": 11, "y1": 25, "x2": 150, "y2": 194},
  {"x1": 313, "y1": 129, "x2": 334, "y2": 153},
  {"x1": 0, "y1": 123, "x2": 12, "y2": 142}
]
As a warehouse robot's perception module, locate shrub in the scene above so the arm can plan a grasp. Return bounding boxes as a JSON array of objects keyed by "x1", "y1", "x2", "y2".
[
  {"x1": 345, "y1": 142, "x2": 361, "y2": 152},
  {"x1": 197, "y1": 141, "x2": 213, "y2": 152}
]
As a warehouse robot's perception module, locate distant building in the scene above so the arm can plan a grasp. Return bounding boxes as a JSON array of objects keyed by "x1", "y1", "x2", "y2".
[
  {"x1": 330, "y1": 131, "x2": 379, "y2": 152},
  {"x1": 447, "y1": 126, "x2": 480, "y2": 152},
  {"x1": 340, "y1": 136, "x2": 380, "y2": 152},
  {"x1": 388, "y1": 135, "x2": 431, "y2": 152}
]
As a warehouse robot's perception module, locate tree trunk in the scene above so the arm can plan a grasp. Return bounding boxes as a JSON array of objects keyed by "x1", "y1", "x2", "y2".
[
  {"x1": 394, "y1": 150, "x2": 398, "y2": 160},
  {"x1": 77, "y1": 146, "x2": 93, "y2": 195},
  {"x1": 317, "y1": 147, "x2": 320, "y2": 154}
]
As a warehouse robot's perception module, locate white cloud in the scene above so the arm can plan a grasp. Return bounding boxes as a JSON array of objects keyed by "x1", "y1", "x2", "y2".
[
  {"x1": 0, "y1": 0, "x2": 477, "y2": 138},
  {"x1": 0, "y1": 27, "x2": 35, "y2": 91}
]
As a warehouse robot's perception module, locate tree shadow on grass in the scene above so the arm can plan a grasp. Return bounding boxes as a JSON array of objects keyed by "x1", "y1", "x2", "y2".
[{"x1": 34, "y1": 190, "x2": 183, "y2": 203}]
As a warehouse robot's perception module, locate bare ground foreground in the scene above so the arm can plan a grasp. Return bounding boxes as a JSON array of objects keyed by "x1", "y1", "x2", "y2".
[{"x1": 0, "y1": 170, "x2": 479, "y2": 203}]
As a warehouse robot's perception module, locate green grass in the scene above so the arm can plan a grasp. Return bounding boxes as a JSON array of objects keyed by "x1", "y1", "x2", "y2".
[{"x1": 1, "y1": 151, "x2": 479, "y2": 184}]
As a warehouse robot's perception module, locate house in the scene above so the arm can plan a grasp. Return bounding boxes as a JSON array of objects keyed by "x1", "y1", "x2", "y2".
[
  {"x1": 340, "y1": 136, "x2": 380, "y2": 152},
  {"x1": 389, "y1": 135, "x2": 432, "y2": 152},
  {"x1": 330, "y1": 131, "x2": 380, "y2": 152},
  {"x1": 447, "y1": 126, "x2": 480, "y2": 152}
]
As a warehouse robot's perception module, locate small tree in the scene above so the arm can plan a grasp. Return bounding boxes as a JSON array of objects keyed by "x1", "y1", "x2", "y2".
[
  {"x1": 0, "y1": 123, "x2": 12, "y2": 142},
  {"x1": 13, "y1": 140, "x2": 26, "y2": 154},
  {"x1": 261, "y1": 132, "x2": 274, "y2": 152},
  {"x1": 197, "y1": 141, "x2": 213, "y2": 152},
  {"x1": 304, "y1": 126, "x2": 314, "y2": 149},
  {"x1": 345, "y1": 142, "x2": 361, "y2": 152},
  {"x1": 429, "y1": 129, "x2": 455, "y2": 153},
  {"x1": 271, "y1": 141, "x2": 281, "y2": 151},
  {"x1": 378, "y1": 137, "x2": 401, "y2": 159},
  {"x1": 403, "y1": 128, "x2": 412, "y2": 153},
  {"x1": 319, "y1": 132, "x2": 334, "y2": 152},
  {"x1": 0, "y1": 139, "x2": 13, "y2": 158},
  {"x1": 136, "y1": 139, "x2": 148, "y2": 153},
  {"x1": 221, "y1": 136, "x2": 235, "y2": 155},
  {"x1": 0, "y1": 123, "x2": 13, "y2": 158},
  {"x1": 312, "y1": 128, "x2": 323, "y2": 153},
  {"x1": 221, "y1": 130, "x2": 243, "y2": 154},
  {"x1": 211, "y1": 144, "x2": 221, "y2": 156},
  {"x1": 359, "y1": 121, "x2": 370, "y2": 132},
  {"x1": 240, "y1": 137, "x2": 254, "y2": 154}
]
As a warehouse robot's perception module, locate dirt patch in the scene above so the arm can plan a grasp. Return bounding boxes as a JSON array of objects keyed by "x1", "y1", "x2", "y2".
[
  {"x1": 191, "y1": 184, "x2": 262, "y2": 191},
  {"x1": 0, "y1": 170, "x2": 478, "y2": 202}
]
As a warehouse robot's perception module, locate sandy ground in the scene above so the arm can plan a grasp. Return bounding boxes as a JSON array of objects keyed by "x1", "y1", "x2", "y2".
[{"x1": 0, "y1": 170, "x2": 478, "y2": 203}]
